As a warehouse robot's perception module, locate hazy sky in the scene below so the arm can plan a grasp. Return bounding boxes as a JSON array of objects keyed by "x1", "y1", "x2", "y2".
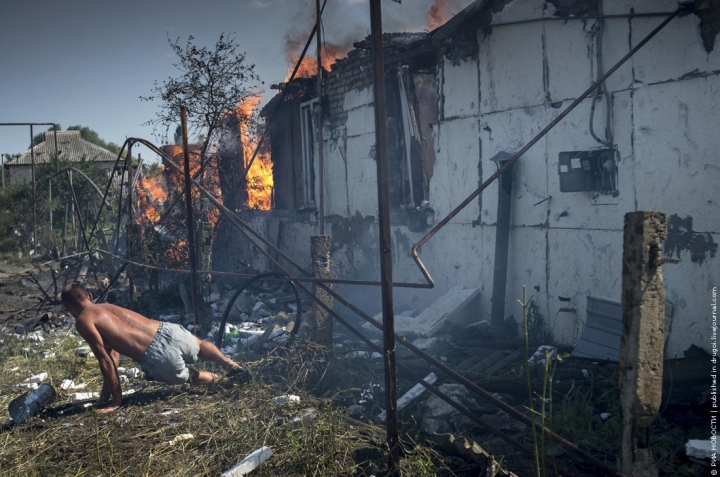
[{"x1": 0, "y1": 0, "x2": 472, "y2": 162}]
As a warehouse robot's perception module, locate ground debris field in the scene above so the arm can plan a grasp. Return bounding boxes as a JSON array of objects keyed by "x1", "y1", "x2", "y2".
[
  {"x1": 0, "y1": 331, "x2": 452, "y2": 476},
  {"x1": 0, "y1": 258, "x2": 709, "y2": 477}
]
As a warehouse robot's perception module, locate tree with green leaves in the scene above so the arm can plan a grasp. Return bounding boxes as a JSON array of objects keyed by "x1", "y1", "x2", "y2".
[{"x1": 141, "y1": 33, "x2": 262, "y2": 145}]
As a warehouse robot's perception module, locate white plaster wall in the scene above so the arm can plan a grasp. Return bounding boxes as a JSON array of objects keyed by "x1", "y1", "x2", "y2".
[
  {"x1": 430, "y1": 117, "x2": 480, "y2": 224},
  {"x1": 441, "y1": 56, "x2": 479, "y2": 119},
  {"x1": 478, "y1": 22, "x2": 546, "y2": 114},
  {"x1": 322, "y1": 126, "x2": 349, "y2": 217},
  {"x1": 632, "y1": 77, "x2": 720, "y2": 228},
  {"x1": 480, "y1": 103, "x2": 550, "y2": 227},
  {"x1": 546, "y1": 228, "x2": 624, "y2": 346}
]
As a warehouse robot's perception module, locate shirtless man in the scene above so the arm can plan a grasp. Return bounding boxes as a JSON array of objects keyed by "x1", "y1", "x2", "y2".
[{"x1": 61, "y1": 283, "x2": 242, "y2": 414}]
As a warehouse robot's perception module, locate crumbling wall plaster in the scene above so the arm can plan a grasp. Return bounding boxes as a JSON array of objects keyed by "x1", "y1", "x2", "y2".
[
  {"x1": 441, "y1": 55, "x2": 479, "y2": 119},
  {"x1": 430, "y1": 117, "x2": 480, "y2": 224}
]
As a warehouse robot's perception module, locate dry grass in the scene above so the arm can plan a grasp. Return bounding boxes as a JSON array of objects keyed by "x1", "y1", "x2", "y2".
[{"x1": 0, "y1": 331, "x2": 455, "y2": 477}]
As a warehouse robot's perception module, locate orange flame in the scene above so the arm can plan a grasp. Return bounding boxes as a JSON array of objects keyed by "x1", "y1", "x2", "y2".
[
  {"x1": 136, "y1": 172, "x2": 167, "y2": 224},
  {"x1": 427, "y1": 0, "x2": 450, "y2": 30},
  {"x1": 237, "y1": 96, "x2": 274, "y2": 210},
  {"x1": 285, "y1": 43, "x2": 347, "y2": 81}
]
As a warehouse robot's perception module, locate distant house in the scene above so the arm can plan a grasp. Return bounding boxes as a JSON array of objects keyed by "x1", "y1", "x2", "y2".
[{"x1": 3, "y1": 130, "x2": 119, "y2": 184}]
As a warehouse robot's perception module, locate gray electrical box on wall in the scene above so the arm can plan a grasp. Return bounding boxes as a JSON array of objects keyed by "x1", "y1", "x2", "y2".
[{"x1": 558, "y1": 149, "x2": 616, "y2": 193}]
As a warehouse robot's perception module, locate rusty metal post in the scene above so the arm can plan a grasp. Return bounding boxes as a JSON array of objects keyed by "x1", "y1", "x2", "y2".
[
  {"x1": 369, "y1": 0, "x2": 399, "y2": 473},
  {"x1": 316, "y1": 0, "x2": 325, "y2": 235},
  {"x1": 181, "y1": 107, "x2": 201, "y2": 331},
  {"x1": 619, "y1": 211, "x2": 667, "y2": 477},
  {"x1": 30, "y1": 125, "x2": 37, "y2": 251},
  {"x1": 126, "y1": 142, "x2": 134, "y2": 306},
  {"x1": 52, "y1": 124, "x2": 59, "y2": 173},
  {"x1": 311, "y1": 235, "x2": 332, "y2": 345}
]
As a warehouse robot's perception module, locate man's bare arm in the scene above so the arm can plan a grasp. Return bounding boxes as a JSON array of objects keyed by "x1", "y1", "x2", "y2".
[
  {"x1": 75, "y1": 318, "x2": 123, "y2": 408},
  {"x1": 99, "y1": 347, "x2": 121, "y2": 403}
]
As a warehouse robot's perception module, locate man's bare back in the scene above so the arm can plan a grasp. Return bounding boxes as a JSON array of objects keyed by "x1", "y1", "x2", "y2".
[{"x1": 76, "y1": 303, "x2": 160, "y2": 362}]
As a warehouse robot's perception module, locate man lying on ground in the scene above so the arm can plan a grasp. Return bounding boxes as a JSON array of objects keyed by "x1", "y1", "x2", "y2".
[{"x1": 61, "y1": 283, "x2": 243, "y2": 414}]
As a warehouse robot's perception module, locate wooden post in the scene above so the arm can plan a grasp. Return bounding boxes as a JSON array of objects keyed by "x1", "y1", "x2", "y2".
[
  {"x1": 311, "y1": 235, "x2": 333, "y2": 346},
  {"x1": 619, "y1": 211, "x2": 667, "y2": 477}
]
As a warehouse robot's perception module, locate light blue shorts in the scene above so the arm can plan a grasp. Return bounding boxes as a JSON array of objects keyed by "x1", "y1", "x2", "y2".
[{"x1": 139, "y1": 322, "x2": 199, "y2": 384}]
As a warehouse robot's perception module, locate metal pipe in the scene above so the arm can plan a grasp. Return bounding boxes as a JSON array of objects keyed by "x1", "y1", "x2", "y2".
[
  {"x1": 30, "y1": 126, "x2": 37, "y2": 250},
  {"x1": 126, "y1": 142, "x2": 134, "y2": 307},
  {"x1": 181, "y1": 107, "x2": 201, "y2": 330},
  {"x1": 2, "y1": 154, "x2": 5, "y2": 190},
  {"x1": 316, "y1": 0, "x2": 325, "y2": 234},
  {"x1": 369, "y1": 0, "x2": 399, "y2": 472},
  {"x1": 65, "y1": 169, "x2": 100, "y2": 280},
  {"x1": 52, "y1": 124, "x2": 59, "y2": 173},
  {"x1": 397, "y1": 71, "x2": 415, "y2": 206}
]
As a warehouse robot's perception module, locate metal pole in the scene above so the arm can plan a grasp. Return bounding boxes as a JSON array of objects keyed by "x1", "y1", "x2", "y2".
[
  {"x1": 49, "y1": 179, "x2": 53, "y2": 251},
  {"x1": 2, "y1": 154, "x2": 5, "y2": 190},
  {"x1": 369, "y1": 1, "x2": 399, "y2": 473},
  {"x1": 52, "y1": 124, "x2": 59, "y2": 173},
  {"x1": 62, "y1": 202, "x2": 68, "y2": 256},
  {"x1": 126, "y1": 142, "x2": 134, "y2": 307},
  {"x1": 30, "y1": 125, "x2": 37, "y2": 250},
  {"x1": 181, "y1": 106, "x2": 201, "y2": 331},
  {"x1": 316, "y1": 0, "x2": 325, "y2": 234}
]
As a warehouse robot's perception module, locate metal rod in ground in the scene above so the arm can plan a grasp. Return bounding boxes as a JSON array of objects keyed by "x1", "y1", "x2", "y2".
[
  {"x1": 181, "y1": 106, "x2": 201, "y2": 331},
  {"x1": 316, "y1": 0, "x2": 325, "y2": 235},
  {"x1": 65, "y1": 169, "x2": 100, "y2": 283},
  {"x1": 52, "y1": 124, "x2": 59, "y2": 173},
  {"x1": 369, "y1": 0, "x2": 399, "y2": 473},
  {"x1": 30, "y1": 125, "x2": 37, "y2": 251},
  {"x1": 126, "y1": 142, "x2": 134, "y2": 307}
]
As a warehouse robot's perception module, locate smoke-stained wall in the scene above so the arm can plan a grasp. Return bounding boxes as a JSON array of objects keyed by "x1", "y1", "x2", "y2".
[{"x1": 215, "y1": 0, "x2": 719, "y2": 357}]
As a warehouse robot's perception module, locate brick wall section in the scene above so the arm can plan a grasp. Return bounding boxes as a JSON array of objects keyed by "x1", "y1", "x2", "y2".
[{"x1": 325, "y1": 48, "x2": 373, "y2": 125}]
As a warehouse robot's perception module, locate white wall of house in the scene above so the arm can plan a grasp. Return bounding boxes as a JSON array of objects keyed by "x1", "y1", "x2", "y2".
[{"x1": 217, "y1": 0, "x2": 719, "y2": 358}]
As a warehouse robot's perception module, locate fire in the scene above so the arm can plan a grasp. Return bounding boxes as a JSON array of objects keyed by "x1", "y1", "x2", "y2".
[
  {"x1": 136, "y1": 172, "x2": 167, "y2": 224},
  {"x1": 237, "y1": 96, "x2": 274, "y2": 210},
  {"x1": 285, "y1": 43, "x2": 347, "y2": 81},
  {"x1": 427, "y1": 0, "x2": 450, "y2": 31}
]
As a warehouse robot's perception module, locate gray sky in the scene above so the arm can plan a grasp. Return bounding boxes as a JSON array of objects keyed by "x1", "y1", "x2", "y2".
[{"x1": 0, "y1": 0, "x2": 472, "y2": 162}]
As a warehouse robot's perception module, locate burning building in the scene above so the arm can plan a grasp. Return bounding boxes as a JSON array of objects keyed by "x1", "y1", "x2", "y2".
[{"x1": 213, "y1": 0, "x2": 719, "y2": 360}]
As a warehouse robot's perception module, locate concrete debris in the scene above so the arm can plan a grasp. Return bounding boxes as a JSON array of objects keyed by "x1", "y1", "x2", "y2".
[
  {"x1": 435, "y1": 432, "x2": 519, "y2": 477},
  {"x1": 387, "y1": 286, "x2": 480, "y2": 337},
  {"x1": 12, "y1": 382, "x2": 38, "y2": 392},
  {"x1": 378, "y1": 373, "x2": 436, "y2": 422},
  {"x1": 528, "y1": 345, "x2": 557, "y2": 367},
  {"x1": 271, "y1": 394, "x2": 300, "y2": 405},
  {"x1": 422, "y1": 384, "x2": 479, "y2": 434},
  {"x1": 167, "y1": 433, "x2": 194, "y2": 445},
  {"x1": 74, "y1": 347, "x2": 91, "y2": 357},
  {"x1": 411, "y1": 337, "x2": 438, "y2": 350},
  {"x1": 23, "y1": 373, "x2": 48, "y2": 384},
  {"x1": 686, "y1": 439, "x2": 713, "y2": 460},
  {"x1": 159, "y1": 314, "x2": 182, "y2": 322},
  {"x1": 346, "y1": 351, "x2": 382, "y2": 359},
  {"x1": 287, "y1": 408, "x2": 320, "y2": 428},
  {"x1": 221, "y1": 446, "x2": 273, "y2": 477},
  {"x1": 60, "y1": 379, "x2": 87, "y2": 391},
  {"x1": 126, "y1": 368, "x2": 142, "y2": 379},
  {"x1": 68, "y1": 392, "x2": 100, "y2": 401},
  {"x1": 25, "y1": 332, "x2": 44, "y2": 342}
]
